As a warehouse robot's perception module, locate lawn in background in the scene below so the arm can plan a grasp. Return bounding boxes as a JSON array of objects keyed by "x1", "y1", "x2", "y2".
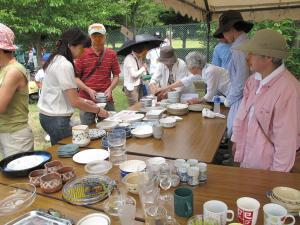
[{"x1": 30, "y1": 85, "x2": 128, "y2": 150}]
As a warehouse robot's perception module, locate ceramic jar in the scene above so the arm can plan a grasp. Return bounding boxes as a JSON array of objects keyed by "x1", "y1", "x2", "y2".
[{"x1": 72, "y1": 125, "x2": 90, "y2": 147}]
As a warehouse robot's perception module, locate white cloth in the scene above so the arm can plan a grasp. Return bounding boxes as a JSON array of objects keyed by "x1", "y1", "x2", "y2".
[
  {"x1": 38, "y1": 55, "x2": 78, "y2": 116},
  {"x1": 123, "y1": 53, "x2": 146, "y2": 91},
  {"x1": 248, "y1": 64, "x2": 285, "y2": 124},
  {"x1": 35, "y1": 69, "x2": 45, "y2": 82},
  {"x1": 201, "y1": 64, "x2": 230, "y2": 101},
  {"x1": 0, "y1": 126, "x2": 34, "y2": 158},
  {"x1": 146, "y1": 48, "x2": 160, "y2": 75},
  {"x1": 150, "y1": 58, "x2": 188, "y2": 90}
]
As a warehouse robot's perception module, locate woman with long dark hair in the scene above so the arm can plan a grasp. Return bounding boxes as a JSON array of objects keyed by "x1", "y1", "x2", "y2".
[{"x1": 38, "y1": 28, "x2": 108, "y2": 145}]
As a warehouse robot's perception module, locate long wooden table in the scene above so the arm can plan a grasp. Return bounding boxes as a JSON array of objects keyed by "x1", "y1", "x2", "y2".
[
  {"x1": 58, "y1": 103, "x2": 227, "y2": 162},
  {"x1": 1, "y1": 145, "x2": 300, "y2": 225}
]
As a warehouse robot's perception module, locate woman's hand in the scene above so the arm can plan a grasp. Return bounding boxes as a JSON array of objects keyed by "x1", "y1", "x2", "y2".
[
  {"x1": 97, "y1": 108, "x2": 109, "y2": 118},
  {"x1": 187, "y1": 98, "x2": 201, "y2": 105}
]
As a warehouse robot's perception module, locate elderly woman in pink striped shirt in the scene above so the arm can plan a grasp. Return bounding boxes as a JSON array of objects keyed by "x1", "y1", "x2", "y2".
[{"x1": 231, "y1": 29, "x2": 300, "y2": 172}]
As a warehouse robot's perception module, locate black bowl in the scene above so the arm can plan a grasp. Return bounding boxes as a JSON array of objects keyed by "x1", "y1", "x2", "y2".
[{"x1": 0, "y1": 151, "x2": 52, "y2": 178}]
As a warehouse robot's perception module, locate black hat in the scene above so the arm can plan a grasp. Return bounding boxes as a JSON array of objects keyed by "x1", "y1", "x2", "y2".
[{"x1": 213, "y1": 10, "x2": 253, "y2": 39}]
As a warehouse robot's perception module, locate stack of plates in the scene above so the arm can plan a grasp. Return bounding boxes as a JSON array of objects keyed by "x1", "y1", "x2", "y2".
[
  {"x1": 267, "y1": 186, "x2": 300, "y2": 215},
  {"x1": 95, "y1": 92, "x2": 107, "y2": 103},
  {"x1": 188, "y1": 104, "x2": 212, "y2": 112},
  {"x1": 57, "y1": 144, "x2": 80, "y2": 158},
  {"x1": 167, "y1": 103, "x2": 189, "y2": 116},
  {"x1": 140, "y1": 98, "x2": 152, "y2": 108},
  {"x1": 167, "y1": 90, "x2": 181, "y2": 103},
  {"x1": 89, "y1": 129, "x2": 106, "y2": 140}
]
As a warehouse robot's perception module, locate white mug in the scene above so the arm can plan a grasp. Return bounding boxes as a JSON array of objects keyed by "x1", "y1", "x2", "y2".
[
  {"x1": 263, "y1": 203, "x2": 295, "y2": 225},
  {"x1": 237, "y1": 197, "x2": 260, "y2": 225},
  {"x1": 203, "y1": 200, "x2": 234, "y2": 225},
  {"x1": 72, "y1": 125, "x2": 90, "y2": 147}
]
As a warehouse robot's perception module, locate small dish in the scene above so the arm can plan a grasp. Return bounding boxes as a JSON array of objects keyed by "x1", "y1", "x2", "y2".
[
  {"x1": 77, "y1": 213, "x2": 111, "y2": 225},
  {"x1": 131, "y1": 125, "x2": 153, "y2": 138},
  {"x1": 57, "y1": 166, "x2": 76, "y2": 183},
  {"x1": 29, "y1": 169, "x2": 47, "y2": 187},
  {"x1": 0, "y1": 183, "x2": 36, "y2": 216},
  {"x1": 44, "y1": 160, "x2": 63, "y2": 173},
  {"x1": 85, "y1": 160, "x2": 113, "y2": 175},
  {"x1": 96, "y1": 121, "x2": 119, "y2": 131},
  {"x1": 89, "y1": 128, "x2": 106, "y2": 140},
  {"x1": 72, "y1": 149, "x2": 110, "y2": 164},
  {"x1": 40, "y1": 173, "x2": 62, "y2": 193},
  {"x1": 159, "y1": 117, "x2": 176, "y2": 128}
]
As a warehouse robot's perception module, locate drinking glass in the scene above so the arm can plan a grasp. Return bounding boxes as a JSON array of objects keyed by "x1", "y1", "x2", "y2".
[
  {"x1": 145, "y1": 205, "x2": 167, "y2": 225},
  {"x1": 107, "y1": 130, "x2": 126, "y2": 165},
  {"x1": 118, "y1": 196, "x2": 136, "y2": 225}
]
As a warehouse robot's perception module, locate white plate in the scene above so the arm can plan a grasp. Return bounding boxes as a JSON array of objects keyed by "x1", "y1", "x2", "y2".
[
  {"x1": 84, "y1": 160, "x2": 112, "y2": 175},
  {"x1": 147, "y1": 157, "x2": 166, "y2": 166},
  {"x1": 77, "y1": 213, "x2": 110, "y2": 225},
  {"x1": 167, "y1": 103, "x2": 189, "y2": 110},
  {"x1": 96, "y1": 121, "x2": 119, "y2": 130},
  {"x1": 122, "y1": 113, "x2": 144, "y2": 123},
  {"x1": 73, "y1": 149, "x2": 110, "y2": 164},
  {"x1": 159, "y1": 117, "x2": 176, "y2": 128},
  {"x1": 131, "y1": 125, "x2": 153, "y2": 138}
]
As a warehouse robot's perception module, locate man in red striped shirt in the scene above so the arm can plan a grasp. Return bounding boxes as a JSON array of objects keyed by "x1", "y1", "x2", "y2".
[{"x1": 75, "y1": 23, "x2": 121, "y2": 125}]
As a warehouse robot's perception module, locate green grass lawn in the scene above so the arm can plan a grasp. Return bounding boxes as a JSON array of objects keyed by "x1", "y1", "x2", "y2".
[{"x1": 30, "y1": 85, "x2": 128, "y2": 150}]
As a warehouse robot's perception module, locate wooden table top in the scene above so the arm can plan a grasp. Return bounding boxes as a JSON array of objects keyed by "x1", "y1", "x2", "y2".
[
  {"x1": 59, "y1": 103, "x2": 227, "y2": 162},
  {"x1": 0, "y1": 184, "x2": 143, "y2": 225},
  {"x1": 1, "y1": 145, "x2": 300, "y2": 225}
]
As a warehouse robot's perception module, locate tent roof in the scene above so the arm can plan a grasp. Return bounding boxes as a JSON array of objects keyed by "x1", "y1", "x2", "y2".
[{"x1": 155, "y1": 0, "x2": 300, "y2": 21}]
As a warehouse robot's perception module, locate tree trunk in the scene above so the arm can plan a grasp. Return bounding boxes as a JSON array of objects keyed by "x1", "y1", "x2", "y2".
[{"x1": 34, "y1": 34, "x2": 42, "y2": 69}]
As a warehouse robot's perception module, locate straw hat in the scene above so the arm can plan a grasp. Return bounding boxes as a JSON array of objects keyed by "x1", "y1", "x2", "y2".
[
  {"x1": 0, "y1": 23, "x2": 17, "y2": 51},
  {"x1": 234, "y1": 29, "x2": 289, "y2": 59},
  {"x1": 213, "y1": 10, "x2": 253, "y2": 39}
]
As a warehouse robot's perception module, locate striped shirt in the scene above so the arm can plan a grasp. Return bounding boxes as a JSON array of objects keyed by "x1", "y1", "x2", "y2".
[{"x1": 75, "y1": 48, "x2": 121, "y2": 101}]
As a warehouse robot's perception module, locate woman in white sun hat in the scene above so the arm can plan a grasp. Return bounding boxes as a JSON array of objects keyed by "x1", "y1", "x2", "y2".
[{"x1": 0, "y1": 23, "x2": 34, "y2": 158}]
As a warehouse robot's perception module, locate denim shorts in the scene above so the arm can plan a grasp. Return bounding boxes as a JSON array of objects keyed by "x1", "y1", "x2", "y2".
[{"x1": 39, "y1": 113, "x2": 72, "y2": 145}]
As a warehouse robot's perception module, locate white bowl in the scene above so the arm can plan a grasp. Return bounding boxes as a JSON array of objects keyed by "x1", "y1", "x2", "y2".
[
  {"x1": 167, "y1": 103, "x2": 189, "y2": 116},
  {"x1": 167, "y1": 90, "x2": 181, "y2": 99},
  {"x1": 96, "y1": 121, "x2": 119, "y2": 131},
  {"x1": 131, "y1": 125, "x2": 153, "y2": 138},
  {"x1": 272, "y1": 187, "x2": 300, "y2": 204},
  {"x1": 147, "y1": 157, "x2": 166, "y2": 166},
  {"x1": 96, "y1": 103, "x2": 107, "y2": 108},
  {"x1": 159, "y1": 117, "x2": 176, "y2": 128}
]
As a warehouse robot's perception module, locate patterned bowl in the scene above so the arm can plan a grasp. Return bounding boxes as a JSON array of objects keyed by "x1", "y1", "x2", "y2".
[
  {"x1": 40, "y1": 172, "x2": 62, "y2": 193},
  {"x1": 57, "y1": 166, "x2": 76, "y2": 183},
  {"x1": 28, "y1": 169, "x2": 47, "y2": 187},
  {"x1": 44, "y1": 160, "x2": 63, "y2": 173}
]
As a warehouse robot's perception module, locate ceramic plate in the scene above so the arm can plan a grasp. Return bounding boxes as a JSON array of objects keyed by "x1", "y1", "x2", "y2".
[
  {"x1": 89, "y1": 129, "x2": 106, "y2": 140},
  {"x1": 96, "y1": 121, "x2": 119, "y2": 130},
  {"x1": 188, "y1": 104, "x2": 212, "y2": 112},
  {"x1": 77, "y1": 213, "x2": 111, "y2": 225},
  {"x1": 131, "y1": 125, "x2": 153, "y2": 138},
  {"x1": 84, "y1": 160, "x2": 112, "y2": 175},
  {"x1": 73, "y1": 149, "x2": 110, "y2": 164},
  {"x1": 122, "y1": 113, "x2": 144, "y2": 123}
]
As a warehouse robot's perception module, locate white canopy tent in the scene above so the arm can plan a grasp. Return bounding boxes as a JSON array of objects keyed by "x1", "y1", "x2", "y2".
[{"x1": 155, "y1": 0, "x2": 300, "y2": 22}]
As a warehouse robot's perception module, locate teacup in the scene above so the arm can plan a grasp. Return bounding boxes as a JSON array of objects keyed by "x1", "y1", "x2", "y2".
[
  {"x1": 72, "y1": 125, "x2": 90, "y2": 147},
  {"x1": 40, "y1": 172, "x2": 62, "y2": 193},
  {"x1": 57, "y1": 166, "x2": 76, "y2": 183},
  {"x1": 263, "y1": 203, "x2": 295, "y2": 225},
  {"x1": 203, "y1": 200, "x2": 234, "y2": 225},
  {"x1": 237, "y1": 197, "x2": 260, "y2": 225},
  {"x1": 44, "y1": 160, "x2": 63, "y2": 173},
  {"x1": 29, "y1": 169, "x2": 47, "y2": 187}
]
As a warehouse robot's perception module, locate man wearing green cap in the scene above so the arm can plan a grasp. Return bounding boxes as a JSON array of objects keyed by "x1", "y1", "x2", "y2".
[{"x1": 231, "y1": 29, "x2": 300, "y2": 172}]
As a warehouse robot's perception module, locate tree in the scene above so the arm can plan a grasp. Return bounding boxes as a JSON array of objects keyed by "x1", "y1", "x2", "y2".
[{"x1": 0, "y1": 0, "x2": 125, "y2": 66}]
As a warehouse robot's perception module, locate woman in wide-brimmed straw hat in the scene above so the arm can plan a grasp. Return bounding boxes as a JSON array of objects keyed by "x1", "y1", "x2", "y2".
[
  {"x1": 231, "y1": 29, "x2": 300, "y2": 172},
  {"x1": 0, "y1": 23, "x2": 34, "y2": 157},
  {"x1": 213, "y1": 10, "x2": 253, "y2": 139}
]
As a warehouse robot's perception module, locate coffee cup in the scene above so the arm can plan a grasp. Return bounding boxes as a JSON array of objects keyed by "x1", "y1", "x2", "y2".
[
  {"x1": 203, "y1": 200, "x2": 234, "y2": 225},
  {"x1": 263, "y1": 203, "x2": 295, "y2": 225},
  {"x1": 174, "y1": 188, "x2": 193, "y2": 217},
  {"x1": 72, "y1": 125, "x2": 90, "y2": 147},
  {"x1": 237, "y1": 197, "x2": 260, "y2": 225}
]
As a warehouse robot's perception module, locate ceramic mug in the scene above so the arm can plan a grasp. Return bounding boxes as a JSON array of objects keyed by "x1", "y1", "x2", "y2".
[
  {"x1": 72, "y1": 125, "x2": 90, "y2": 147},
  {"x1": 174, "y1": 187, "x2": 193, "y2": 217},
  {"x1": 153, "y1": 123, "x2": 164, "y2": 139},
  {"x1": 263, "y1": 203, "x2": 295, "y2": 225},
  {"x1": 203, "y1": 200, "x2": 234, "y2": 225},
  {"x1": 237, "y1": 197, "x2": 260, "y2": 225}
]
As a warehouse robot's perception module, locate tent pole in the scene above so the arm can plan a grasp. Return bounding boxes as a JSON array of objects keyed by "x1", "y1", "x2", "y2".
[{"x1": 203, "y1": 0, "x2": 212, "y2": 61}]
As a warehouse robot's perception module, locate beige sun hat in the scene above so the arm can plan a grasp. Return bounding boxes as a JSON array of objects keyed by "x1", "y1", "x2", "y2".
[{"x1": 234, "y1": 29, "x2": 289, "y2": 59}]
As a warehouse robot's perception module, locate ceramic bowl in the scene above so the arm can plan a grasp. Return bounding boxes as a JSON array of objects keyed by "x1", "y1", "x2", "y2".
[
  {"x1": 167, "y1": 103, "x2": 189, "y2": 116},
  {"x1": 272, "y1": 187, "x2": 300, "y2": 204},
  {"x1": 131, "y1": 125, "x2": 153, "y2": 138},
  {"x1": 84, "y1": 160, "x2": 112, "y2": 175},
  {"x1": 159, "y1": 117, "x2": 176, "y2": 128},
  {"x1": 44, "y1": 160, "x2": 63, "y2": 173},
  {"x1": 96, "y1": 103, "x2": 107, "y2": 108},
  {"x1": 96, "y1": 121, "x2": 119, "y2": 131},
  {"x1": 122, "y1": 172, "x2": 148, "y2": 194},
  {"x1": 40, "y1": 172, "x2": 62, "y2": 193},
  {"x1": 57, "y1": 166, "x2": 76, "y2": 183},
  {"x1": 119, "y1": 160, "x2": 147, "y2": 178},
  {"x1": 167, "y1": 90, "x2": 181, "y2": 99},
  {"x1": 28, "y1": 169, "x2": 47, "y2": 187},
  {"x1": 268, "y1": 192, "x2": 300, "y2": 213}
]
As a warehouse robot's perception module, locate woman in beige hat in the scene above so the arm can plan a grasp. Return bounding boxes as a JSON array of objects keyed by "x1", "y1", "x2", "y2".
[
  {"x1": 231, "y1": 29, "x2": 300, "y2": 172},
  {"x1": 0, "y1": 23, "x2": 34, "y2": 157},
  {"x1": 149, "y1": 46, "x2": 189, "y2": 99},
  {"x1": 213, "y1": 10, "x2": 253, "y2": 138}
]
